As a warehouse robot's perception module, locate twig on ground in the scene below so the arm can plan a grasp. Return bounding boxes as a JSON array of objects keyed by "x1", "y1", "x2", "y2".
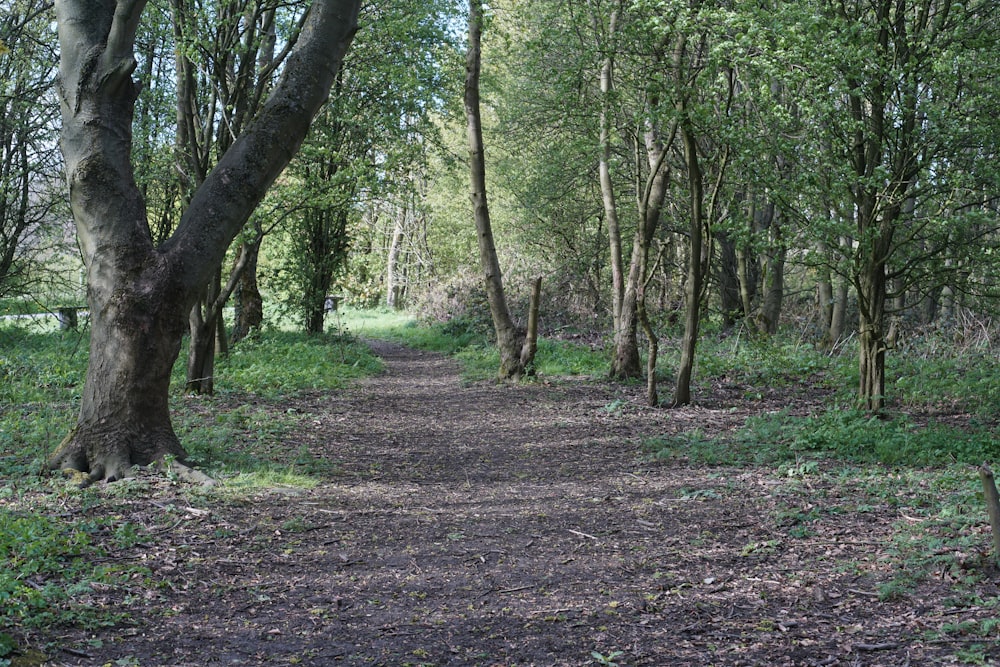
[{"x1": 568, "y1": 528, "x2": 598, "y2": 540}]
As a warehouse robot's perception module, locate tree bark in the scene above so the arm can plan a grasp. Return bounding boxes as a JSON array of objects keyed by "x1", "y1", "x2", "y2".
[
  {"x1": 386, "y1": 206, "x2": 406, "y2": 309},
  {"x1": 673, "y1": 120, "x2": 704, "y2": 407},
  {"x1": 716, "y1": 232, "x2": 741, "y2": 329},
  {"x1": 519, "y1": 275, "x2": 542, "y2": 374},
  {"x1": 465, "y1": 0, "x2": 528, "y2": 380},
  {"x1": 857, "y1": 240, "x2": 890, "y2": 412},
  {"x1": 757, "y1": 216, "x2": 785, "y2": 335},
  {"x1": 49, "y1": 0, "x2": 360, "y2": 482},
  {"x1": 231, "y1": 226, "x2": 264, "y2": 344},
  {"x1": 597, "y1": 4, "x2": 630, "y2": 376}
]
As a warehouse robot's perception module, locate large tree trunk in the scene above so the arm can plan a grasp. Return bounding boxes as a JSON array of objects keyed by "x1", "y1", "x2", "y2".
[
  {"x1": 50, "y1": 0, "x2": 360, "y2": 482},
  {"x1": 465, "y1": 0, "x2": 536, "y2": 380},
  {"x1": 48, "y1": 271, "x2": 191, "y2": 482}
]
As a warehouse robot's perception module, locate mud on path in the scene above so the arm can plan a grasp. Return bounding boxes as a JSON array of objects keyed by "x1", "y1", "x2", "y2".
[{"x1": 47, "y1": 342, "x2": 1000, "y2": 666}]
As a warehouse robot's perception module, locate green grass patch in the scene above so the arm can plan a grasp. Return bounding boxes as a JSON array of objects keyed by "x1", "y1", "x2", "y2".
[
  {"x1": 892, "y1": 350, "x2": 1000, "y2": 421},
  {"x1": 742, "y1": 408, "x2": 1000, "y2": 466},
  {"x1": 0, "y1": 322, "x2": 384, "y2": 650},
  {"x1": 645, "y1": 408, "x2": 1000, "y2": 468},
  {"x1": 0, "y1": 507, "x2": 134, "y2": 647},
  {"x1": 694, "y1": 334, "x2": 846, "y2": 390},
  {"x1": 339, "y1": 308, "x2": 611, "y2": 380},
  {"x1": 211, "y1": 330, "x2": 381, "y2": 397}
]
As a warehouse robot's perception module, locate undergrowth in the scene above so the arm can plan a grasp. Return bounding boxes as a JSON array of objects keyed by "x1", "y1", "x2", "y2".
[
  {"x1": 0, "y1": 321, "x2": 381, "y2": 649},
  {"x1": 4, "y1": 312, "x2": 1000, "y2": 655}
]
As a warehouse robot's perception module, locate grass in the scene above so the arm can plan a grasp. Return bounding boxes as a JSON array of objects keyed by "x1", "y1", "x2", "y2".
[
  {"x1": 0, "y1": 319, "x2": 383, "y2": 650},
  {"x1": 338, "y1": 307, "x2": 611, "y2": 380},
  {"x1": 3, "y1": 310, "x2": 1000, "y2": 656}
]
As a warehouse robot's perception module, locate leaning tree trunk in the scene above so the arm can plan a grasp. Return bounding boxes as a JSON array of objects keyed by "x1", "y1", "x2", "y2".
[
  {"x1": 673, "y1": 122, "x2": 705, "y2": 407},
  {"x1": 49, "y1": 0, "x2": 360, "y2": 483},
  {"x1": 465, "y1": 0, "x2": 536, "y2": 380}
]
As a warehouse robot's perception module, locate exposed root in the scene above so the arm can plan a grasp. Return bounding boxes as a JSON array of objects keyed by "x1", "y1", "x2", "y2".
[
  {"x1": 47, "y1": 422, "x2": 189, "y2": 485},
  {"x1": 163, "y1": 459, "x2": 217, "y2": 487}
]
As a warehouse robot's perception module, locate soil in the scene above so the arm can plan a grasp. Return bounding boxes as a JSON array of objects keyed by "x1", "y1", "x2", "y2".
[{"x1": 22, "y1": 341, "x2": 1000, "y2": 666}]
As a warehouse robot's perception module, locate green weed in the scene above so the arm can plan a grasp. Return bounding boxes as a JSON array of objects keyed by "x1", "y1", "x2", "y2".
[
  {"x1": 215, "y1": 330, "x2": 381, "y2": 397},
  {"x1": 740, "y1": 409, "x2": 1000, "y2": 466},
  {"x1": 0, "y1": 509, "x2": 131, "y2": 636}
]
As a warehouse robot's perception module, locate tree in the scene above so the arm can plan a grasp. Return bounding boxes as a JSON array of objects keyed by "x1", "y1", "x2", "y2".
[
  {"x1": 169, "y1": 0, "x2": 300, "y2": 391},
  {"x1": 0, "y1": 0, "x2": 62, "y2": 298},
  {"x1": 279, "y1": 0, "x2": 456, "y2": 332},
  {"x1": 465, "y1": 0, "x2": 538, "y2": 380},
  {"x1": 805, "y1": 0, "x2": 1000, "y2": 410},
  {"x1": 47, "y1": 0, "x2": 361, "y2": 483}
]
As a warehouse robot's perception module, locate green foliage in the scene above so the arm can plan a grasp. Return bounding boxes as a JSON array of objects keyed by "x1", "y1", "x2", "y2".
[
  {"x1": 892, "y1": 349, "x2": 1000, "y2": 421},
  {"x1": 0, "y1": 509, "x2": 129, "y2": 636},
  {"x1": 865, "y1": 466, "x2": 995, "y2": 606},
  {"x1": 215, "y1": 330, "x2": 382, "y2": 397},
  {"x1": 741, "y1": 409, "x2": 1000, "y2": 467},
  {"x1": 0, "y1": 325, "x2": 83, "y2": 474},
  {"x1": 532, "y1": 338, "x2": 608, "y2": 377},
  {"x1": 591, "y1": 650, "x2": 624, "y2": 667},
  {"x1": 695, "y1": 335, "x2": 846, "y2": 390},
  {"x1": 0, "y1": 325, "x2": 86, "y2": 404}
]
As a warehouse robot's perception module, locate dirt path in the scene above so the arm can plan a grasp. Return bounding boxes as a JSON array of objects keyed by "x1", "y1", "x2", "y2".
[{"x1": 49, "y1": 343, "x2": 999, "y2": 666}]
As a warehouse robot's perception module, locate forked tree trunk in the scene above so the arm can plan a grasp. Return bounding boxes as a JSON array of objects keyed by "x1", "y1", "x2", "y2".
[
  {"x1": 858, "y1": 256, "x2": 888, "y2": 412},
  {"x1": 48, "y1": 0, "x2": 360, "y2": 482}
]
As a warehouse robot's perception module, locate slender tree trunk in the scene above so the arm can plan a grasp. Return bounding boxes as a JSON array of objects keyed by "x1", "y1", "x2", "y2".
[
  {"x1": 386, "y1": 206, "x2": 406, "y2": 309},
  {"x1": 186, "y1": 269, "x2": 221, "y2": 393},
  {"x1": 520, "y1": 276, "x2": 542, "y2": 374},
  {"x1": 816, "y1": 238, "x2": 834, "y2": 335},
  {"x1": 736, "y1": 245, "x2": 755, "y2": 322},
  {"x1": 673, "y1": 121, "x2": 704, "y2": 407},
  {"x1": 830, "y1": 276, "x2": 848, "y2": 345},
  {"x1": 716, "y1": 232, "x2": 741, "y2": 329},
  {"x1": 758, "y1": 227, "x2": 785, "y2": 334},
  {"x1": 598, "y1": 4, "x2": 627, "y2": 368},
  {"x1": 465, "y1": 0, "x2": 530, "y2": 380},
  {"x1": 231, "y1": 229, "x2": 263, "y2": 344},
  {"x1": 858, "y1": 259, "x2": 888, "y2": 411}
]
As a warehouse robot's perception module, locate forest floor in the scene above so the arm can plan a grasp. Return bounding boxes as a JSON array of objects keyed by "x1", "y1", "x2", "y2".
[{"x1": 20, "y1": 341, "x2": 1000, "y2": 666}]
